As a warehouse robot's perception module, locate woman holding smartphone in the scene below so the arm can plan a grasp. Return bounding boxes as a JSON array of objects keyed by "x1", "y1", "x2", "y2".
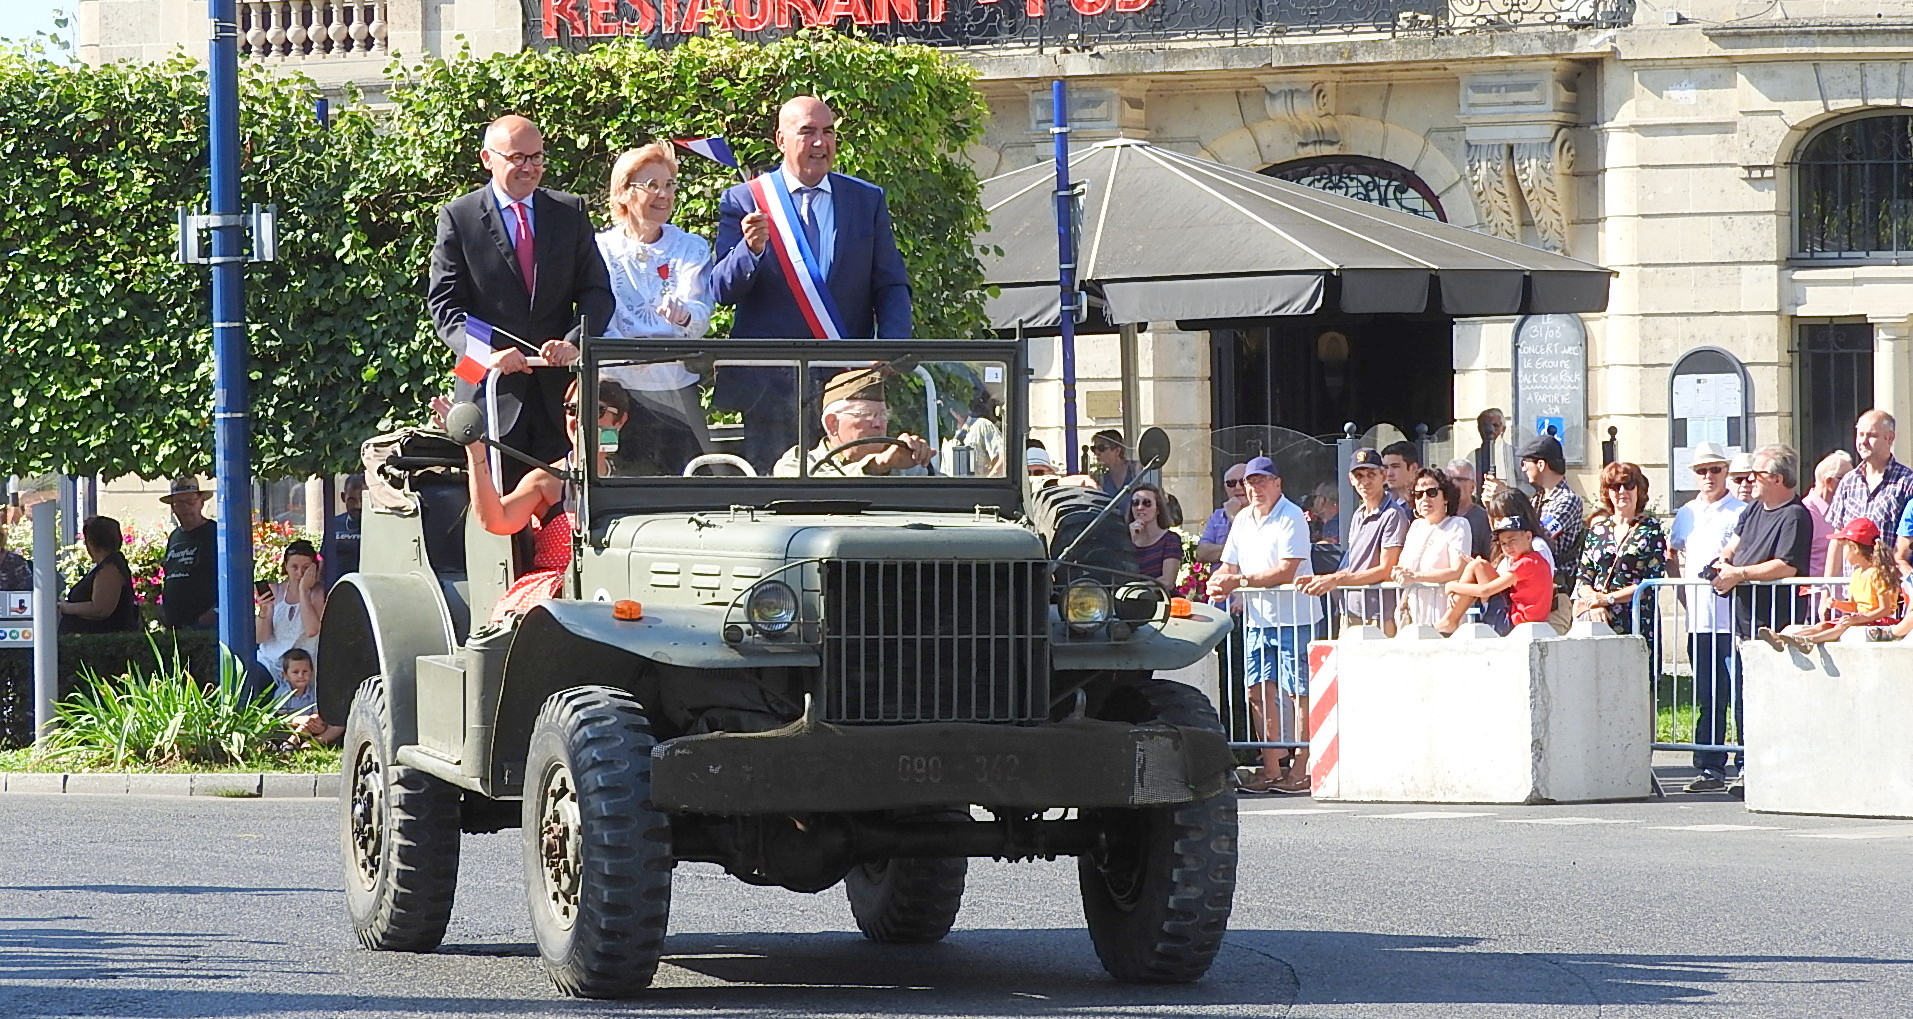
[{"x1": 253, "y1": 539, "x2": 325, "y2": 699}]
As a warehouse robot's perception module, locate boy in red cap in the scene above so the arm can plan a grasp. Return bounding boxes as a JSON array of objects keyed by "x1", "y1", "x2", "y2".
[{"x1": 1759, "y1": 517, "x2": 1902, "y2": 649}]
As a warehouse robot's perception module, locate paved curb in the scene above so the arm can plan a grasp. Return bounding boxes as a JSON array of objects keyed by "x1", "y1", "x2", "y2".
[{"x1": 1, "y1": 771, "x2": 337, "y2": 798}]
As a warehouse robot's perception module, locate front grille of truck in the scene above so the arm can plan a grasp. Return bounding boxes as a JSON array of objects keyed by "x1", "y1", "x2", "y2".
[{"x1": 820, "y1": 559, "x2": 1050, "y2": 724}]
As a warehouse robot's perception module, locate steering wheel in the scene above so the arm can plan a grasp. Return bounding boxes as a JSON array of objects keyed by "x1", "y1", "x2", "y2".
[
  {"x1": 815, "y1": 436, "x2": 914, "y2": 475},
  {"x1": 682, "y1": 453, "x2": 758, "y2": 477}
]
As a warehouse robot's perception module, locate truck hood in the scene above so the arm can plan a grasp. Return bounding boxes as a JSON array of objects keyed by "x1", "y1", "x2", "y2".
[{"x1": 599, "y1": 510, "x2": 1049, "y2": 563}]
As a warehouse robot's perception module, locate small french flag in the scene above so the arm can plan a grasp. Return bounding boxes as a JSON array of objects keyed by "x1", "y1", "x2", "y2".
[
  {"x1": 673, "y1": 136, "x2": 738, "y2": 169},
  {"x1": 453, "y1": 317, "x2": 495, "y2": 386}
]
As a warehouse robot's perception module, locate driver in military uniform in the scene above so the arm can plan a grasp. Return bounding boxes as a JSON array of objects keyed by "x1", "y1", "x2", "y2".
[{"x1": 773, "y1": 370, "x2": 933, "y2": 477}]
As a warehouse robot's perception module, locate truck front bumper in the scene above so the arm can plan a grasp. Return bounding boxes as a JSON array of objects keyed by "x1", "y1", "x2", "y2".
[{"x1": 650, "y1": 717, "x2": 1235, "y2": 815}]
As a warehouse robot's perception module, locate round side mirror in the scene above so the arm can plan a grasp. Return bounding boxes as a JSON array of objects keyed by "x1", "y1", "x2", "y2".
[
  {"x1": 444, "y1": 402, "x2": 486, "y2": 446},
  {"x1": 1137, "y1": 426, "x2": 1171, "y2": 469}
]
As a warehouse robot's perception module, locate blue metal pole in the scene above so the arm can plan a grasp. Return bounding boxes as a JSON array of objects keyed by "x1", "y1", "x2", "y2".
[
  {"x1": 1052, "y1": 79, "x2": 1081, "y2": 474},
  {"x1": 208, "y1": 0, "x2": 256, "y2": 670}
]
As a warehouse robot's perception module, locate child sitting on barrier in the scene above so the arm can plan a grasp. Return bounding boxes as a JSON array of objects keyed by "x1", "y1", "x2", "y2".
[
  {"x1": 1759, "y1": 518, "x2": 1902, "y2": 650},
  {"x1": 1436, "y1": 514, "x2": 1555, "y2": 635}
]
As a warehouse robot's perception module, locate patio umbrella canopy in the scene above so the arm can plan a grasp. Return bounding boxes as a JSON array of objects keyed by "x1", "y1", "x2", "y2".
[{"x1": 980, "y1": 137, "x2": 1613, "y2": 331}]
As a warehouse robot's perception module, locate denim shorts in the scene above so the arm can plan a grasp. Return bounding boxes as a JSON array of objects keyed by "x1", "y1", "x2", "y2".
[{"x1": 1244, "y1": 624, "x2": 1313, "y2": 698}]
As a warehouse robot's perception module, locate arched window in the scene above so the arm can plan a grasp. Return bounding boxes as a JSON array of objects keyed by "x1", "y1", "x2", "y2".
[
  {"x1": 1263, "y1": 155, "x2": 1447, "y2": 222},
  {"x1": 1795, "y1": 111, "x2": 1913, "y2": 259}
]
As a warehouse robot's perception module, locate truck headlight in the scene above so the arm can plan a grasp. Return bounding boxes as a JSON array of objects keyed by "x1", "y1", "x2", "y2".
[
  {"x1": 745, "y1": 580, "x2": 798, "y2": 635},
  {"x1": 1062, "y1": 580, "x2": 1113, "y2": 633}
]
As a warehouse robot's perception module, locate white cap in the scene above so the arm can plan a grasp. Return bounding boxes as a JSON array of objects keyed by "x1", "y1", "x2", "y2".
[{"x1": 1026, "y1": 447, "x2": 1055, "y2": 473}]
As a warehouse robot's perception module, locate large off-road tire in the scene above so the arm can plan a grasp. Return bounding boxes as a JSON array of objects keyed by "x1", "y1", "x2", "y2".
[
  {"x1": 523, "y1": 686, "x2": 674, "y2": 999},
  {"x1": 845, "y1": 810, "x2": 970, "y2": 943},
  {"x1": 341, "y1": 675, "x2": 462, "y2": 952},
  {"x1": 1078, "y1": 678, "x2": 1237, "y2": 983},
  {"x1": 1029, "y1": 483, "x2": 1138, "y2": 581}
]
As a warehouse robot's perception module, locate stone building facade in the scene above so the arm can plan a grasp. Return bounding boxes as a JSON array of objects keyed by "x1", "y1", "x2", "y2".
[{"x1": 74, "y1": 0, "x2": 1913, "y2": 524}]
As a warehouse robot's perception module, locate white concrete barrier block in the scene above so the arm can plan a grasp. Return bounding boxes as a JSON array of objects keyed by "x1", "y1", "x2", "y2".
[
  {"x1": 1394, "y1": 624, "x2": 1445, "y2": 641},
  {"x1": 1507, "y1": 622, "x2": 1560, "y2": 641},
  {"x1": 1338, "y1": 625, "x2": 1388, "y2": 642},
  {"x1": 1836, "y1": 626, "x2": 1873, "y2": 644},
  {"x1": 1567, "y1": 618, "x2": 1616, "y2": 638},
  {"x1": 1160, "y1": 654, "x2": 1221, "y2": 717},
  {"x1": 1451, "y1": 623, "x2": 1501, "y2": 641},
  {"x1": 1745, "y1": 642, "x2": 1913, "y2": 819},
  {"x1": 1319, "y1": 633, "x2": 1651, "y2": 805}
]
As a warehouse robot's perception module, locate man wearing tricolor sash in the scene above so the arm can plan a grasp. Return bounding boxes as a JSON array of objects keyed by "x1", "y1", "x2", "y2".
[{"x1": 711, "y1": 96, "x2": 913, "y2": 471}]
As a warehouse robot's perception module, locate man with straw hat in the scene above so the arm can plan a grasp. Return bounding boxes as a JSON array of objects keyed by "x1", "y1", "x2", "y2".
[{"x1": 159, "y1": 476, "x2": 219, "y2": 630}]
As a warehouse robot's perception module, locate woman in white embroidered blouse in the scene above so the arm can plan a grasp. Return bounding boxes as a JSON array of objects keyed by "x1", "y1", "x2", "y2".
[{"x1": 597, "y1": 141, "x2": 714, "y2": 470}]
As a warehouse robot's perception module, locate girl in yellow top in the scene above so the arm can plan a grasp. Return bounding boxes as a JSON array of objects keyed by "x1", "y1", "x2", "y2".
[{"x1": 1759, "y1": 517, "x2": 1902, "y2": 650}]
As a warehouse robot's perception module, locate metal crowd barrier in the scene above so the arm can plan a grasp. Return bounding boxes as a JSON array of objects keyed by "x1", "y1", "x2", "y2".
[
  {"x1": 1207, "y1": 575, "x2": 1885, "y2": 758},
  {"x1": 1208, "y1": 581, "x2": 1423, "y2": 751},
  {"x1": 1630, "y1": 576, "x2": 1874, "y2": 763}
]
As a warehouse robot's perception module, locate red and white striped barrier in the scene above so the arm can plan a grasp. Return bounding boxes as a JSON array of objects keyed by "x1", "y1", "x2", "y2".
[{"x1": 1307, "y1": 640, "x2": 1339, "y2": 799}]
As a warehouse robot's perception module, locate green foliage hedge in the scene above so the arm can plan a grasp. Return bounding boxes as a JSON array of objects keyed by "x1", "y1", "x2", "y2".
[
  {"x1": 0, "y1": 32, "x2": 990, "y2": 480},
  {"x1": 0, "y1": 631, "x2": 220, "y2": 747}
]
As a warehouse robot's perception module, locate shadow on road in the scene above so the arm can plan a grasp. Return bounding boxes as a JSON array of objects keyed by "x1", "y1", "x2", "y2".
[{"x1": 8, "y1": 924, "x2": 1903, "y2": 1016}]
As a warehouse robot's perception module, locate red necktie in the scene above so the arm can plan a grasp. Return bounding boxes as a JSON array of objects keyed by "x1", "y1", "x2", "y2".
[{"x1": 511, "y1": 201, "x2": 535, "y2": 297}]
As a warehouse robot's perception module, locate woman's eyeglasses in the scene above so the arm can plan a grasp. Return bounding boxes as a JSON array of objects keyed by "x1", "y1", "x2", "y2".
[
  {"x1": 1131, "y1": 499, "x2": 1155, "y2": 508},
  {"x1": 625, "y1": 178, "x2": 678, "y2": 195},
  {"x1": 1412, "y1": 488, "x2": 1442, "y2": 499},
  {"x1": 1607, "y1": 482, "x2": 1637, "y2": 492}
]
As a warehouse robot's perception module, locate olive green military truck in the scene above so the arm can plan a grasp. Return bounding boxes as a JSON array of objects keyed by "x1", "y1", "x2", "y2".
[{"x1": 318, "y1": 338, "x2": 1237, "y2": 998}]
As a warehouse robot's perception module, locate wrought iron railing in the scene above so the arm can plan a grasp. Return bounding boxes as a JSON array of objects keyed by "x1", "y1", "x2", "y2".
[{"x1": 527, "y1": 0, "x2": 1635, "y2": 54}]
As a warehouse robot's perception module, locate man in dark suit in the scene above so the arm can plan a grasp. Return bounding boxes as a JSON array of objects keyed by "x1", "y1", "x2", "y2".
[
  {"x1": 427, "y1": 114, "x2": 613, "y2": 484},
  {"x1": 711, "y1": 96, "x2": 912, "y2": 470}
]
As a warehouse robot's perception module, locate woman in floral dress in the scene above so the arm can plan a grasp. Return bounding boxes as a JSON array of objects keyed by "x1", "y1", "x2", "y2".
[{"x1": 1573, "y1": 461, "x2": 1668, "y2": 637}]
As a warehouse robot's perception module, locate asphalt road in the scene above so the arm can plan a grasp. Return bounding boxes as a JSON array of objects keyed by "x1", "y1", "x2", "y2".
[{"x1": 2, "y1": 789, "x2": 1910, "y2": 1019}]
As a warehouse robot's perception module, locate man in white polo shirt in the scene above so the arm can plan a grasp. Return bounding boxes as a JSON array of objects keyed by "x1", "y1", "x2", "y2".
[
  {"x1": 1668, "y1": 441, "x2": 1748, "y2": 793},
  {"x1": 1208, "y1": 456, "x2": 1322, "y2": 794}
]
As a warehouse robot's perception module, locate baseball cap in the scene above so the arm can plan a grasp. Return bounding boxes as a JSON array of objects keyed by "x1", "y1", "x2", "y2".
[
  {"x1": 1491, "y1": 515, "x2": 1534, "y2": 534},
  {"x1": 1831, "y1": 517, "x2": 1880, "y2": 546},
  {"x1": 1348, "y1": 447, "x2": 1383, "y2": 471},
  {"x1": 1243, "y1": 456, "x2": 1279, "y2": 479},
  {"x1": 1516, "y1": 433, "x2": 1566, "y2": 472},
  {"x1": 1025, "y1": 447, "x2": 1056, "y2": 474},
  {"x1": 1688, "y1": 442, "x2": 1731, "y2": 469}
]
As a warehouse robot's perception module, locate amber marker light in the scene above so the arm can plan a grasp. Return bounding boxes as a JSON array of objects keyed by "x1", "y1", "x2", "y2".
[
  {"x1": 1169, "y1": 598, "x2": 1195, "y2": 619},
  {"x1": 612, "y1": 600, "x2": 644, "y2": 621}
]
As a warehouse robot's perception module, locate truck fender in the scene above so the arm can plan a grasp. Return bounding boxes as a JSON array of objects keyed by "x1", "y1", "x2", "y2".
[
  {"x1": 316, "y1": 572, "x2": 456, "y2": 745},
  {"x1": 488, "y1": 600, "x2": 822, "y2": 795}
]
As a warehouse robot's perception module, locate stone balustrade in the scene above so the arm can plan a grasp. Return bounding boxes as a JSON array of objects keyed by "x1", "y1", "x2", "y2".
[{"x1": 239, "y1": 0, "x2": 388, "y2": 62}]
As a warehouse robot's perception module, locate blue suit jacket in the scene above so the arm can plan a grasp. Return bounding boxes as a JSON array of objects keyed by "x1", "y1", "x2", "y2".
[{"x1": 710, "y1": 171, "x2": 912, "y2": 339}]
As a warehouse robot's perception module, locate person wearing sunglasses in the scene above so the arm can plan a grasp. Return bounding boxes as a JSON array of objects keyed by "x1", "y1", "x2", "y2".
[
  {"x1": 429, "y1": 115, "x2": 613, "y2": 490},
  {"x1": 1193, "y1": 463, "x2": 1249, "y2": 565},
  {"x1": 1127, "y1": 482, "x2": 1183, "y2": 588},
  {"x1": 459, "y1": 379, "x2": 631, "y2": 625},
  {"x1": 1089, "y1": 429, "x2": 1141, "y2": 496},
  {"x1": 1669, "y1": 442, "x2": 1747, "y2": 792},
  {"x1": 1571, "y1": 461, "x2": 1666, "y2": 637},
  {"x1": 1392, "y1": 468, "x2": 1472, "y2": 629}
]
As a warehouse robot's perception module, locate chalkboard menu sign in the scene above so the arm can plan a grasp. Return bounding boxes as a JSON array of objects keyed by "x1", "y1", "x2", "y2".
[{"x1": 1513, "y1": 313, "x2": 1588, "y2": 465}]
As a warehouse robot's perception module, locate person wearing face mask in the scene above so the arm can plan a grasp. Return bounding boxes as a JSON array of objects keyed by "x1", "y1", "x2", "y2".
[{"x1": 598, "y1": 142, "x2": 714, "y2": 473}]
